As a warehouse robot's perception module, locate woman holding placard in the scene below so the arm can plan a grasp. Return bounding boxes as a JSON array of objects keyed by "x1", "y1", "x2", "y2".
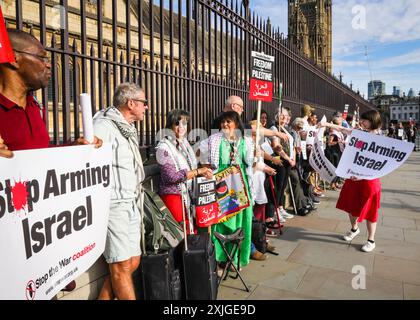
[
  {"x1": 319, "y1": 110, "x2": 382, "y2": 252},
  {"x1": 156, "y1": 109, "x2": 213, "y2": 234},
  {"x1": 207, "y1": 111, "x2": 254, "y2": 268}
]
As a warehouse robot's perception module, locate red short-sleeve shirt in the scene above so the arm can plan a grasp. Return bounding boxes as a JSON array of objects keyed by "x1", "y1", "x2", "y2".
[{"x1": 0, "y1": 93, "x2": 50, "y2": 151}]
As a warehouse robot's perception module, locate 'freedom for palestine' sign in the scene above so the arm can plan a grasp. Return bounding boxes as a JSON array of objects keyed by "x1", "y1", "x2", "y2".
[{"x1": 249, "y1": 51, "x2": 274, "y2": 102}]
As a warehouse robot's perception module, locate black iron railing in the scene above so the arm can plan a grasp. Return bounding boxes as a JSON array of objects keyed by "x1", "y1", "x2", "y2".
[{"x1": 5, "y1": 0, "x2": 374, "y2": 158}]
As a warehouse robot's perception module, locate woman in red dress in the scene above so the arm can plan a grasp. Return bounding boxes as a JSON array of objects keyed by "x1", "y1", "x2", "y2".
[{"x1": 321, "y1": 110, "x2": 382, "y2": 252}]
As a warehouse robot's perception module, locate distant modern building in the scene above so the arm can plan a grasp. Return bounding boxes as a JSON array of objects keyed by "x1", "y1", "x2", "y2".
[
  {"x1": 393, "y1": 86, "x2": 401, "y2": 97},
  {"x1": 389, "y1": 96, "x2": 420, "y2": 124},
  {"x1": 368, "y1": 80, "x2": 386, "y2": 99},
  {"x1": 408, "y1": 88, "x2": 415, "y2": 97}
]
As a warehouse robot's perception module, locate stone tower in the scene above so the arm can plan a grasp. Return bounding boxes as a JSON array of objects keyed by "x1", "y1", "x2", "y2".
[{"x1": 288, "y1": 0, "x2": 332, "y2": 73}]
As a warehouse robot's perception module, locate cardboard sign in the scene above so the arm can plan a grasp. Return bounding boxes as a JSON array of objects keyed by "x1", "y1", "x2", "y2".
[
  {"x1": 335, "y1": 129, "x2": 414, "y2": 180},
  {"x1": 343, "y1": 104, "x2": 349, "y2": 120},
  {"x1": 305, "y1": 125, "x2": 317, "y2": 145},
  {"x1": 309, "y1": 132, "x2": 337, "y2": 183},
  {"x1": 249, "y1": 51, "x2": 274, "y2": 102}
]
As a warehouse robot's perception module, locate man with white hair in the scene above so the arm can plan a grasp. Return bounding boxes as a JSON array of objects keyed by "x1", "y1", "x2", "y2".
[{"x1": 93, "y1": 82, "x2": 148, "y2": 300}]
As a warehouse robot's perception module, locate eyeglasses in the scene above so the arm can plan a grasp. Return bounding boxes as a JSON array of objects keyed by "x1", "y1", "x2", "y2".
[
  {"x1": 13, "y1": 49, "x2": 50, "y2": 63},
  {"x1": 175, "y1": 120, "x2": 188, "y2": 126},
  {"x1": 131, "y1": 98, "x2": 148, "y2": 105},
  {"x1": 234, "y1": 103, "x2": 244, "y2": 109}
]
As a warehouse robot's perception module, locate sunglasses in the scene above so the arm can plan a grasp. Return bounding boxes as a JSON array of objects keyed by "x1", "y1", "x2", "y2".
[{"x1": 131, "y1": 98, "x2": 148, "y2": 105}]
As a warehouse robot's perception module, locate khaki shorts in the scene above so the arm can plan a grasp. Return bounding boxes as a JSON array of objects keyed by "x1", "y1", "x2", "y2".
[{"x1": 103, "y1": 200, "x2": 142, "y2": 263}]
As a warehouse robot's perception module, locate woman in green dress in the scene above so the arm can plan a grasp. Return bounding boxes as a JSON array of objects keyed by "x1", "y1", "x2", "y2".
[{"x1": 208, "y1": 111, "x2": 254, "y2": 268}]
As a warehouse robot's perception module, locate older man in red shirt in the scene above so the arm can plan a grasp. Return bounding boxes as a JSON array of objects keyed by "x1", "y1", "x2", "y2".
[
  {"x1": 0, "y1": 29, "x2": 101, "y2": 158},
  {"x1": 0, "y1": 29, "x2": 102, "y2": 293}
]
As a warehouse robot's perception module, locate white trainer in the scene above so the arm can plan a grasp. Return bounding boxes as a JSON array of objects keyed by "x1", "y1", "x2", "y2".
[
  {"x1": 342, "y1": 228, "x2": 360, "y2": 241},
  {"x1": 280, "y1": 209, "x2": 294, "y2": 219},
  {"x1": 361, "y1": 241, "x2": 376, "y2": 252}
]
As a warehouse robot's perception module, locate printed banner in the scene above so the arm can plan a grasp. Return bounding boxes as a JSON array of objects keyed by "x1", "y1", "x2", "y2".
[
  {"x1": 249, "y1": 51, "x2": 274, "y2": 102},
  {"x1": 195, "y1": 178, "x2": 220, "y2": 227},
  {"x1": 0, "y1": 145, "x2": 112, "y2": 300},
  {"x1": 305, "y1": 125, "x2": 317, "y2": 145},
  {"x1": 335, "y1": 130, "x2": 414, "y2": 180},
  {"x1": 214, "y1": 165, "x2": 250, "y2": 223},
  {"x1": 309, "y1": 132, "x2": 337, "y2": 183}
]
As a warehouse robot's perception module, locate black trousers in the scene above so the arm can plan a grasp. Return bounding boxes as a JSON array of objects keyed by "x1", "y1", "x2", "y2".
[
  {"x1": 289, "y1": 168, "x2": 310, "y2": 210},
  {"x1": 265, "y1": 162, "x2": 291, "y2": 219}
]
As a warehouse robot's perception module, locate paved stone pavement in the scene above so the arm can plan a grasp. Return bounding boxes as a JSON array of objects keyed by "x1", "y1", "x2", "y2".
[{"x1": 218, "y1": 152, "x2": 420, "y2": 300}]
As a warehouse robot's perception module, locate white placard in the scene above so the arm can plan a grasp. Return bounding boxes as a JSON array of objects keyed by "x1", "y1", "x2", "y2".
[
  {"x1": 261, "y1": 141, "x2": 274, "y2": 155},
  {"x1": 305, "y1": 125, "x2": 317, "y2": 145},
  {"x1": 335, "y1": 129, "x2": 414, "y2": 180},
  {"x1": 398, "y1": 129, "x2": 404, "y2": 137},
  {"x1": 309, "y1": 132, "x2": 337, "y2": 183},
  {"x1": 80, "y1": 93, "x2": 95, "y2": 143},
  {"x1": 300, "y1": 141, "x2": 307, "y2": 160},
  {"x1": 0, "y1": 145, "x2": 112, "y2": 300}
]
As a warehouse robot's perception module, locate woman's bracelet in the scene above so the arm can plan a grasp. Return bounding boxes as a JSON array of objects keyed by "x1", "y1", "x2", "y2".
[{"x1": 195, "y1": 169, "x2": 199, "y2": 176}]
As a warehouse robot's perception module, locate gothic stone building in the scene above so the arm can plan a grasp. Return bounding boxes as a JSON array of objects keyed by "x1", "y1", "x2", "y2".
[{"x1": 288, "y1": 0, "x2": 332, "y2": 73}]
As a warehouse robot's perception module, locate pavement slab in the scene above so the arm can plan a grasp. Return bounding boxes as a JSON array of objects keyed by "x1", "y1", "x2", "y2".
[
  {"x1": 404, "y1": 229, "x2": 420, "y2": 244},
  {"x1": 373, "y1": 255, "x2": 420, "y2": 285},
  {"x1": 288, "y1": 241, "x2": 375, "y2": 275},
  {"x1": 296, "y1": 266, "x2": 403, "y2": 300},
  {"x1": 216, "y1": 152, "x2": 420, "y2": 300},
  {"x1": 403, "y1": 283, "x2": 420, "y2": 300}
]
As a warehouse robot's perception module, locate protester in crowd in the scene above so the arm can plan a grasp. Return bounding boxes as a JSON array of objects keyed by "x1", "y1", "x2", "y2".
[
  {"x1": 0, "y1": 29, "x2": 102, "y2": 293},
  {"x1": 346, "y1": 114, "x2": 354, "y2": 128},
  {"x1": 289, "y1": 117, "x2": 318, "y2": 215},
  {"x1": 319, "y1": 110, "x2": 383, "y2": 252},
  {"x1": 156, "y1": 109, "x2": 213, "y2": 233},
  {"x1": 267, "y1": 107, "x2": 305, "y2": 220},
  {"x1": 208, "y1": 111, "x2": 254, "y2": 268},
  {"x1": 250, "y1": 110, "x2": 281, "y2": 221},
  {"x1": 93, "y1": 83, "x2": 147, "y2": 300},
  {"x1": 325, "y1": 115, "x2": 345, "y2": 190},
  {"x1": 210, "y1": 95, "x2": 289, "y2": 140},
  {"x1": 396, "y1": 122, "x2": 407, "y2": 140},
  {"x1": 387, "y1": 123, "x2": 396, "y2": 139},
  {"x1": 305, "y1": 113, "x2": 324, "y2": 197},
  {"x1": 249, "y1": 118, "x2": 277, "y2": 257},
  {"x1": 300, "y1": 104, "x2": 315, "y2": 132},
  {"x1": 406, "y1": 122, "x2": 417, "y2": 151}
]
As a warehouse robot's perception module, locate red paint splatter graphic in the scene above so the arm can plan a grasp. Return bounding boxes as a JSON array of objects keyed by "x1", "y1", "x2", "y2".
[
  {"x1": 11, "y1": 181, "x2": 28, "y2": 211},
  {"x1": 355, "y1": 140, "x2": 365, "y2": 150}
]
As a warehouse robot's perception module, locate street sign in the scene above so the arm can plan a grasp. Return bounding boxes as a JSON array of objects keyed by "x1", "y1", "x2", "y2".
[{"x1": 250, "y1": 51, "x2": 274, "y2": 102}]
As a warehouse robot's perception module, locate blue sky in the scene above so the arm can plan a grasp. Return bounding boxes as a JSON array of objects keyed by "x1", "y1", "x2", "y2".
[{"x1": 250, "y1": 0, "x2": 420, "y2": 99}]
